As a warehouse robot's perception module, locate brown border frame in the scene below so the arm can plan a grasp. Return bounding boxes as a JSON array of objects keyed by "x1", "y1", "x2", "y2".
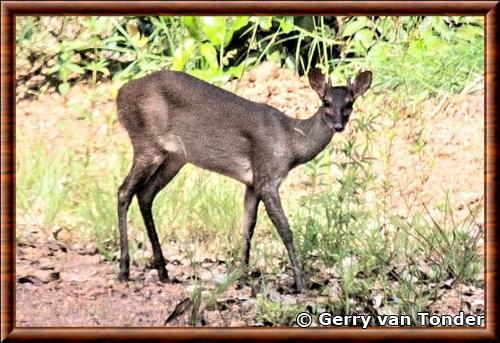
[{"x1": 1, "y1": 1, "x2": 498, "y2": 342}]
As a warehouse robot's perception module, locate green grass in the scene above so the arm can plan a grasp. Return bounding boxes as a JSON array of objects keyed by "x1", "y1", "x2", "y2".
[{"x1": 16, "y1": 142, "x2": 79, "y2": 231}]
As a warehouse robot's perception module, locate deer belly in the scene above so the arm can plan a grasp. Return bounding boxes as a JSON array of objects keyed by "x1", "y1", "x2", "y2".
[{"x1": 192, "y1": 155, "x2": 253, "y2": 185}]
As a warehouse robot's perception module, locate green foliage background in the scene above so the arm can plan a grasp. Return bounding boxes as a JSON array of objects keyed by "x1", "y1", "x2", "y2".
[{"x1": 17, "y1": 16, "x2": 483, "y2": 98}]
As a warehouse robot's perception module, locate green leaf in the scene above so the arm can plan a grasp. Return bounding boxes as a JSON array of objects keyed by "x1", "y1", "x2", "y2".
[
  {"x1": 260, "y1": 16, "x2": 273, "y2": 30},
  {"x1": 231, "y1": 16, "x2": 249, "y2": 32},
  {"x1": 58, "y1": 83, "x2": 70, "y2": 95},
  {"x1": 431, "y1": 17, "x2": 447, "y2": 35},
  {"x1": 200, "y1": 42, "x2": 218, "y2": 70},
  {"x1": 134, "y1": 36, "x2": 149, "y2": 48},
  {"x1": 181, "y1": 16, "x2": 200, "y2": 39},
  {"x1": 47, "y1": 64, "x2": 61, "y2": 74},
  {"x1": 278, "y1": 16, "x2": 295, "y2": 34},
  {"x1": 61, "y1": 40, "x2": 88, "y2": 52},
  {"x1": 172, "y1": 38, "x2": 196, "y2": 71},
  {"x1": 96, "y1": 66, "x2": 110, "y2": 76},
  {"x1": 65, "y1": 62, "x2": 85, "y2": 74},
  {"x1": 251, "y1": 16, "x2": 272, "y2": 31},
  {"x1": 367, "y1": 42, "x2": 392, "y2": 61},
  {"x1": 341, "y1": 18, "x2": 368, "y2": 37},
  {"x1": 419, "y1": 17, "x2": 434, "y2": 36},
  {"x1": 227, "y1": 57, "x2": 256, "y2": 78},
  {"x1": 353, "y1": 28, "x2": 375, "y2": 49},
  {"x1": 201, "y1": 16, "x2": 227, "y2": 47},
  {"x1": 189, "y1": 68, "x2": 230, "y2": 84},
  {"x1": 377, "y1": 17, "x2": 396, "y2": 38},
  {"x1": 85, "y1": 17, "x2": 111, "y2": 35},
  {"x1": 267, "y1": 50, "x2": 282, "y2": 63}
]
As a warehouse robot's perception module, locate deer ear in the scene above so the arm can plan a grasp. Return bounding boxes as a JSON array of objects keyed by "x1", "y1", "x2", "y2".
[
  {"x1": 308, "y1": 68, "x2": 327, "y2": 98},
  {"x1": 351, "y1": 71, "x2": 372, "y2": 99}
]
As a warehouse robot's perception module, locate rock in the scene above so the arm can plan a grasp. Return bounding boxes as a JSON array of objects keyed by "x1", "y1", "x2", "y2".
[
  {"x1": 34, "y1": 269, "x2": 56, "y2": 282},
  {"x1": 471, "y1": 299, "x2": 484, "y2": 314},
  {"x1": 61, "y1": 271, "x2": 87, "y2": 283},
  {"x1": 144, "y1": 269, "x2": 158, "y2": 283},
  {"x1": 441, "y1": 278, "x2": 454, "y2": 289},
  {"x1": 38, "y1": 258, "x2": 57, "y2": 271},
  {"x1": 229, "y1": 320, "x2": 247, "y2": 327},
  {"x1": 52, "y1": 226, "x2": 73, "y2": 243},
  {"x1": 85, "y1": 242, "x2": 98, "y2": 254},
  {"x1": 198, "y1": 269, "x2": 212, "y2": 282},
  {"x1": 18, "y1": 270, "x2": 59, "y2": 284},
  {"x1": 281, "y1": 294, "x2": 297, "y2": 305},
  {"x1": 340, "y1": 255, "x2": 358, "y2": 270},
  {"x1": 268, "y1": 287, "x2": 280, "y2": 302},
  {"x1": 328, "y1": 280, "x2": 342, "y2": 301},
  {"x1": 462, "y1": 285, "x2": 475, "y2": 297},
  {"x1": 212, "y1": 273, "x2": 227, "y2": 286},
  {"x1": 47, "y1": 241, "x2": 67, "y2": 253},
  {"x1": 241, "y1": 299, "x2": 257, "y2": 315},
  {"x1": 18, "y1": 275, "x2": 40, "y2": 284},
  {"x1": 370, "y1": 291, "x2": 385, "y2": 310}
]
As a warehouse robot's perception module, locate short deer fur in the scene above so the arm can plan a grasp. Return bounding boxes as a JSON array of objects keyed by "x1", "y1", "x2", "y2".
[{"x1": 117, "y1": 68, "x2": 372, "y2": 292}]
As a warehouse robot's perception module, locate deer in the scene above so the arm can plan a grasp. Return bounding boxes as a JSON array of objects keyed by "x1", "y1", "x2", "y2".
[{"x1": 116, "y1": 67, "x2": 372, "y2": 292}]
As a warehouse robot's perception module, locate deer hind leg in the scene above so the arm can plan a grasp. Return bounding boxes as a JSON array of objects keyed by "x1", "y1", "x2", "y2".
[
  {"x1": 241, "y1": 186, "x2": 260, "y2": 270},
  {"x1": 136, "y1": 154, "x2": 185, "y2": 282}
]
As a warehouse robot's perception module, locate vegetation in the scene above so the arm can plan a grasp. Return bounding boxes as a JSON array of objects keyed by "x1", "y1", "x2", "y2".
[
  {"x1": 16, "y1": 16, "x2": 484, "y2": 326},
  {"x1": 17, "y1": 16, "x2": 483, "y2": 97}
]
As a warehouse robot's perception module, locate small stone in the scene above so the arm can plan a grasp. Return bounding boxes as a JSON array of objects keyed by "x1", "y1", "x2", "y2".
[
  {"x1": 471, "y1": 299, "x2": 484, "y2": 314},
  {"x1": 281, "y1": 294, "x2": 297, "y2": 305},
  {"x1": 145, "y1": 269, "x2": 158, "y2": 283},
  {"x1": 229, "y1": 320, "x2": 247, "y2": 327},
  {"x1": 212, "y1": 273, "x2": 227, "y2": 286},
  {"x1": 198, "y1": 269, "x2": 212, "y2": 282}
]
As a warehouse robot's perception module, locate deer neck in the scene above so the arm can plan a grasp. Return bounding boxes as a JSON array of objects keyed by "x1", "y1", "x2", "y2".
[{"x1": 291, "y1": 110, "x2": 334, "y2": 165}]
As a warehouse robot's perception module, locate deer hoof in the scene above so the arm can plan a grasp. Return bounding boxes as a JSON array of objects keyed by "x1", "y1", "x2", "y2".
[
  {"x1": 158, "y1": 269, "x2": 169, "y2": 283},
  {"x1": 118, "y1": 271, "x2": 130, "y2": 282},
  {"x1": 295, "y1": 277, "x2": 306, "y2": 293}
]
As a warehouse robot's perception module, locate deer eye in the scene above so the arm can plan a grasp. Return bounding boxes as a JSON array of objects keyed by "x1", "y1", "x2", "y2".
[
  {"x1": 323, "y1": 100, "x2": 331, "y2": 107},
  {"x1": 342, "y1": 105, "x2": 353, "y2": 116}
]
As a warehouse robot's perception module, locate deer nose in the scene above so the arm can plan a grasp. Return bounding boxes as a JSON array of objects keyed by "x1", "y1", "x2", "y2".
[{"x1": 333, "y1": 123, "x2": 343, "y2": 131}]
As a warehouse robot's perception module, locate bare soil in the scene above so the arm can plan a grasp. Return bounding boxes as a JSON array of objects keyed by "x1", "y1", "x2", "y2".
[
  {"x1": 15, "y1": 63, "x2": 484, "y2": 327},
  {"x1": 16, "y1": 240, "x2": 261, "y2": 326}
]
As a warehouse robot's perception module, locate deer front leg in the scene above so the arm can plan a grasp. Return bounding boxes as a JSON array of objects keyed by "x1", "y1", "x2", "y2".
[
  {"x1": 259, "y1": 184, "x2": 306, "y2": 292},
  {"x1": 241, "y1": 186, "x2": 260, "y2": 270}
]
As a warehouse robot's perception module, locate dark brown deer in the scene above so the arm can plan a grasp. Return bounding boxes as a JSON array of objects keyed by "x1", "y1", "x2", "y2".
[{"x1": 116, "y1": 68, "x2": 372, "y2": 292}]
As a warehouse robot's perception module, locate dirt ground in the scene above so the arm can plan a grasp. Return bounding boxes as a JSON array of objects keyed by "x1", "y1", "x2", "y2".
[
  {"x1": 16, "y1": 240, "x2": 262, "y2": 326},
  {"x1": 15, "y1": 63, "x2": 484, "y2": 327}
]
